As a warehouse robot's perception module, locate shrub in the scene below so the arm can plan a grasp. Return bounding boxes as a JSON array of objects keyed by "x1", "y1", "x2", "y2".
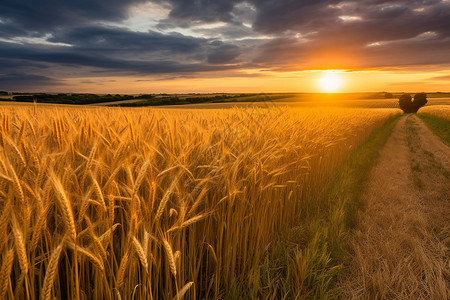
[{"x1": 398, "y1": 93, "x2": 427, "y2": 113}]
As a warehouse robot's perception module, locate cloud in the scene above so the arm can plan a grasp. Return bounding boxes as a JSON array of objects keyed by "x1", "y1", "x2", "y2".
[
  {"x1": 0, "y1": 0, "x2": 148, "y2": 32},
  {"x1": 151, "y1": 0, "x2": 450, "y2": 69},
  {"x1": 49, "y1": 26, "x2": 205, "y2": 54},
  {"x1": 0, "y1": 25, "x2": 244, "y2": 76},
  {"x1": 249, "y1": 0, "x2": 450, "y2": 70},
  {"x1": 0, "y1": 73, "x2": 64, "y2": 90},
  {"x1": 428, "y1": 74, "x2": 450, "y2": 81},
  {"x1": 207, "y1": 43, "x2": 241, "y2": 64},
  {"x1": 0, "y1": 0, "x2": 450, "y2": 91},
  {"x1": 153, "y1": 0, "x2": 242, "y2": 28}
]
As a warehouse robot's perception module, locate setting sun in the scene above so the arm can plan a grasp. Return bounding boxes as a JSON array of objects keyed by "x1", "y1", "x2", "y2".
[{"x1": 319, "y1": 73, "x2": 343, "y2": 92}]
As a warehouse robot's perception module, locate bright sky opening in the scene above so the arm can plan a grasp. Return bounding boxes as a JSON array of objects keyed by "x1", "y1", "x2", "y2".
[{"x1": 319, "y1": 73, "x2": 343, "y2": 92}]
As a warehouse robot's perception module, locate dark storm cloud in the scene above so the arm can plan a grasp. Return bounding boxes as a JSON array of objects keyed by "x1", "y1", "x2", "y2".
[
  {"x1": 153, "y1": 0, "x2": 242, "y2": 28},
  {"x1": 0, "y1": 0, "x2": 450, "y2": 90},
  {"x1": 207, "y1": 44, "x2": 241, "y2": 64},
  {"x1": 0, "y1": 22, "x2": 245, "y2": 82},
  {"x1": 48, "y1": 26, "x2": 204, "y2": 53},
  {"x1": 0, "y1": 0, "x2": 148, "y2": 32},
  {"x1": 192, "y1": 24, "x2": 257, "y2": 40},
  {"x1": 0, "y1": 73, "x2": 64, "y2": 89},
  {"x1": 0, "y1": 40, "x2": 241, "y2": 75}
]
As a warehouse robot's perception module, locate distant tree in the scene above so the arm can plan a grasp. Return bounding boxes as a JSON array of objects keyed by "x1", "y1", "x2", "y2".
[
  {"x1": 413, "y1": 92, "x2": 427, "y2": 108},
  {"x1": 398, "y1": 93, "x2": 427, "y2": 113},
  {"x1": 399, "y1": 94, "x2": 413, "y2": 113}
]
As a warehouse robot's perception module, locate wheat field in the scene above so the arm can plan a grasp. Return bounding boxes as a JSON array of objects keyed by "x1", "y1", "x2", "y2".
[
  {"x1": 0, "y1": 105, "x2": 400, "y2": 299},
  {"x1": 419, "y1": 105, "x2": 450, "y2": 120}
]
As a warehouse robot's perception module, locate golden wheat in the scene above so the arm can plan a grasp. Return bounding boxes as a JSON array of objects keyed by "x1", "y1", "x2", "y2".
[
  {"x1": 0, "y1": 249, "x2": 14, "y2": 299},
  {"x1": 11, "y1": 212, "x2": 28, "y2": 274},
  {"x1": 419, "y1": 105, "x2": 450, "y2": 119},
  {"x1": 132, "y1": 236, "x2": 149, "y2": 270},
  {"x1": 0, "y1": 104, "x2": 399, "y2": 299},
  {"x1": 41, "y1": 241, "x2": 64, "y2": 300},
  {"x1": 52, "y1": 175, "x2": 77, "y2": 241},
  {"x1": 116, "y1": 248, "x2": 130, "y2": 288},
  {"x1": 163, "y1": 237, "x2": 177, "y2": 277}
]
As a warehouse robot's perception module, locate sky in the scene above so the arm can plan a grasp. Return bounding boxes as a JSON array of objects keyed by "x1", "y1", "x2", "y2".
[{"x1": 0, "y1": 0, "x2": 449, "y2": 93}]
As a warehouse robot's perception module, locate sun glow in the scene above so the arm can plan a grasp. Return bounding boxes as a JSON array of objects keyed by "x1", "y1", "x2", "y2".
[{"x1": 319, "y1": 73, "x2": 343, "y2": 92}]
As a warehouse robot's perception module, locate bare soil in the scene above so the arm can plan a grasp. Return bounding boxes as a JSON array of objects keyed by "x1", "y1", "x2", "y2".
[{"x1": 339, "y1": 115, "x2": 450, "y2": 299}]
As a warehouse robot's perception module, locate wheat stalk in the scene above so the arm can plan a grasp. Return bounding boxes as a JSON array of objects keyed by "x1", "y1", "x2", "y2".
[
  {"x1": 14, "y1": 272, "x2": 25, "y2": 298},
  {"x1": 29, "y1": 206, "x2": 48, "y2": 253},
  {"x1": 132, "y1": 160, "x2": 150, "y2": 198},
  {"x1": 132, "y1": 236, "x2": 148, "y2": 270},
  {"x1": 65, "y1": 240, "x2": 104, "y2": 271},
  {"x1": 84, "y1": 216, "x2": 107, "y2": 261},
  {"x1": 6, "y1": 136, "x2": 26, "y2": 168},
  {"x1": 52, "y1": 175, "x2": 77, "y2": 241},
  {"x1": 167, "y1": 213, "x2": 211, "y2": 233},
  {"x1": 90, "y1": 171, "x2": 107, "y2": 211},
  {"x1": 172, "y1": 282, "x2": 194, "y2": 300},
  {"x1": 154, "y1": 180, "x2": 177, "y2": 222},
  {"x1": 98, "y1": 223, "x2": 120, "y2": 249},
  {"x1": 116, "y1": 249, "x2": 130, "y2": 288},
  {"x1": 11, "y1": 212, "x2": 28, "y2": 274},
  {"x1": 0, "y1": 202, "x2": 11, "y2": 245},
  {"x1": 9, "y1": 163, "x2": 24, "y2": 204},
  {"x1": 36, "y1": 156, "x2": 48, "y2": 189},
  {"x1": 0, "y1": 249, "x2": 14, "y2": 299},
  {"x1": 41, "y1": 241, "x2": 64, "y2": 300},
  {"x1": 162, "y1": 237, "x2": 177, "y2": 277}
]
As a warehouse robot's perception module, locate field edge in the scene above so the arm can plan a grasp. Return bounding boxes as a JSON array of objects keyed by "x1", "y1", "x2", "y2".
[
  {"x1": 227, "y1": 114, "x2": 402, "y2": 299},
  {"x1": 417, "y1": 113, "x2": 450, "y2": 145}
]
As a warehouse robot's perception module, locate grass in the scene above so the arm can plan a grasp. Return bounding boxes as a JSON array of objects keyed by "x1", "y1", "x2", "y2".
[
  {"x1": 405, "y1": 116, "x2": 425, "y2": 188},
  {"x1": 0, "y1": 104, "x2": 400, "y2": 299},
  {"x1": 417, "y1": 107, "x2": 450, "y2": 178},
  {"x1": 417, "y1": 112, "x2": 450, "y2": 145},
  {"x1": 423, "y1": 150, "x2": 450, "y2": 179},
  {"x1": 405, "y1": 115, "x2": 419, "y2": 152}
]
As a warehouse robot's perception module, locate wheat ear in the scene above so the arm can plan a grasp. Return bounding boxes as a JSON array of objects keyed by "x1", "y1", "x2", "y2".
[
  {"x1": 66, "y1": 241, "x2": 104, "y2": 271},
  {"x1": 162, "y1": 237, "x2": 177, "y2": 277},
  {"x1": 41, "y1": 241, "x2": 64, "y2": 300},
  {"x1": 132, "y1": 160, "x2": 149, "y2": 197},
  {"x1": 52, "y1": 175, "x2": 76, "y2": 241},
  {"x1": 172, "y1": 282, "x2": 194, "y2": 300},
  {"x1": 98, "y1": 223, "x2": 120, "y2": 249},
  {"x1": 0, "y1": 249, "x2": 14, "y2": 299},
  {"x1": 0, "y1": 202, "x2": 11, "y2": 247},
  {"x1": 11, "y1": 212, "x2": 28, "y2": 274},
  {"x1": 9, "y1": 164, "x2": 24, "y2": 204},
  {"x1": 116, "y1": 249, "x2": 130, "y2": 288},
  {"x1": 30, "y1": 207, "x2": 48, "y2": 253},
  {"x1": 90, "y1": 171, "x2": 107, "y2": 211},
  {"x1": 84, "y1": 216, "x2": 107, "y2": 261},
  {"x1": 154, "y1": 181, "x2": 177, "y2": 222},
  {"x1": 6, "y1": 137, "x2": 26, "y2": 168},
  {"x1": 132, "y1": 236, "x2": 149, "y2": 270}
]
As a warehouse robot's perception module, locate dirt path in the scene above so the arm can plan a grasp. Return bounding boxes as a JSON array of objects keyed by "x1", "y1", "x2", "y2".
[{"x1": 339, "y1": 115, "x2": 450, "y2": 299}]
